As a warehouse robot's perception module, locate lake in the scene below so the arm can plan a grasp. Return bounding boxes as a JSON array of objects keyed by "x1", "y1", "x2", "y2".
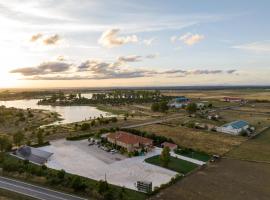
[{"x1": 0, "y1": 94, "x2": 112, "y2": 124}]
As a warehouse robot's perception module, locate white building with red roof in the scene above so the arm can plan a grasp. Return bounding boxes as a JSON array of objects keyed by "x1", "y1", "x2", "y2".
[{"x1": 106, "y1": 131, "x2": 153, "y2": 152}]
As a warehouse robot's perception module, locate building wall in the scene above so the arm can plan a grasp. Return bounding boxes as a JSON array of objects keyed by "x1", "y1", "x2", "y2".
[{"x1": 217, "y1": 125, "x2": 249, "y2": 135}]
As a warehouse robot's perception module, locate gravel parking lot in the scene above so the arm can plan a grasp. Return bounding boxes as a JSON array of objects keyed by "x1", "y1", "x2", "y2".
[{"x1": 39, "y1": 139, "x2": 177, "y2": 190}]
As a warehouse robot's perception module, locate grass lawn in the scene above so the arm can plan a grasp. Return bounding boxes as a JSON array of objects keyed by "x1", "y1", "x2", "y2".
[
  {"x1": 175, "y1": 150, "x2": 211, "y2": 162},
  {"x1": 227, "y1": 127, "x2": 270, "y2": 162},
  {"x1": 145, "y1": 155, "x2": 198, "y2": 174}
]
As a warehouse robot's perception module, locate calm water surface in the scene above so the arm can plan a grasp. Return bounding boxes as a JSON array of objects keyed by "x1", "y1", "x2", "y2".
[{"x1": 0, "y1": 94, "x2": 112, "y2": 124}]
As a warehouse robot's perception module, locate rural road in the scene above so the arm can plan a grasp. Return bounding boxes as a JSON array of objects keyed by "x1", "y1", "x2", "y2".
[
  {"x1": 0, "y1": 176, "x2": 87, "y2": 200},
  {"x1": 122, "y1": 114, "x2": 184, "y2": 129}
]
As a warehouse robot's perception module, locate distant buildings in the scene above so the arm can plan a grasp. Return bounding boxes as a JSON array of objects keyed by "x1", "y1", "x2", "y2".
[
  {"x1": 12, "y1": 146, "x2": 53, "y2": 165},
  {"x1": 223, "y1": 97, "x2": 246, "y2": 103},
  {"x1": 106, "y1": 131, "x2": 153, "y2": 152},
  {"x1": 168, "y1": 96, "x2": 190, "y2": 108},
  {"x1": 216, "y1": 120, "x2": 250, "y2": 135}
]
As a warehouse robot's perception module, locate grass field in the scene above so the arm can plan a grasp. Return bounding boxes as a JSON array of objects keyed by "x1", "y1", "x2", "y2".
[
  {"x1": 145, "y1": 155, "x2": 198, "y2": 174},
  {"x1": 227, "y1": 127, "x2": 270, "y2": 162},
  {"x1": 162, "y1": 89, "x2": 270, "y2": 101},
  {"x1": 149, "y1": 158, "x2": 270, "y2": 200},
  {"x1": 138, "y1": 124, "x2": 246, "y2": 155},
  {"x1": 174, "y1": 149, "x2": 211, "y2": 162}
]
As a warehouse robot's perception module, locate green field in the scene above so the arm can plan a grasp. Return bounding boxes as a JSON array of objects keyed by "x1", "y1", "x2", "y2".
[
  {"x1": 145, "y1": 155, "x2": 198, "y2": 174},
  {"x1": 174, "y1": 149, "x2": 211, "y2": 162},
  {"x1": 227, "y1": 127, "x2": 270, "y2": 162}
]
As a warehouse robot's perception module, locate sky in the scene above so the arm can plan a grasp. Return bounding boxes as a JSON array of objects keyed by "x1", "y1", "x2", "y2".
[{"x1": 0, "y1": 0, "x2": 270, "y2": 88}]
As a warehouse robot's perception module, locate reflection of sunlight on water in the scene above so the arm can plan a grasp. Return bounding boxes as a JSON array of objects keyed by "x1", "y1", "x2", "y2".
[{"x1": 0, "y1": 94, "x2": 114, "y2": 125}]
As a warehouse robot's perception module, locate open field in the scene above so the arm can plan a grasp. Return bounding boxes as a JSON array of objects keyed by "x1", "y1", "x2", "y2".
[
  {"x1": 145, "y1": 155, "x2": 198, "y2": 174},
  {"x1": 217, "y1": 109, "x2": 270, "y2": 131},
  {"x1": 227, "y1": 127, "x2": 270, "y2": 162},
  {"x1": 150, "y1": 158, "x2": 270, "y2": 200},
  {"x1": 138, "y1": 124, "x2": 246, "y2": 155},
  {"x1": 39, "y1": 139, "x2": 177, "y2": 190},
  {"x1": 163, "y1": 89, "x2": 270, "y2": 101},
  {"x1": 0, "y1": 106, "x2": 60, "y2": 135}
]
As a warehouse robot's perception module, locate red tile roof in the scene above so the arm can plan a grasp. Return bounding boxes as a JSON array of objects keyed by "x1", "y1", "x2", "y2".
[
  {"x1": 107, "y1": 131, "x2": 153, "y2": 145},
  {"x1": 162, "y1": 142, "x2": 177, "y2": 148}
]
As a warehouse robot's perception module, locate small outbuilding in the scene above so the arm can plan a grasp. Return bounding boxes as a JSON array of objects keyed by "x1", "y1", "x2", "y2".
[
  {"x1": 13, "y1": 146, "x2": 53, "y2": 165},
  {"x1": 161, "y1": 142, "x2": 178, "y2": 151}
]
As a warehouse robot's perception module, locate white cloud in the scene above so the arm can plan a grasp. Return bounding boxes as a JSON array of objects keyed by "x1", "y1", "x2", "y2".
[
  {"x1": 232, "y1": 41, "x2": 270, "y2": 53},
  {"x1": 171, "y1": 33, "x2": 205, "y2": 46},
  {"x1": 98, "y1": 29, "x2": 138, "y2": 48},
  {"x1": 143, "y1": 38, "x2": 155, "y2": 46}
]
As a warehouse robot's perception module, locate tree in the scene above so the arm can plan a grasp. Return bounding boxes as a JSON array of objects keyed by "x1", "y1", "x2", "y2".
[
  {"x1": 186, "y1": 103, "x2": 197, "y2": 114},
  {"x1": 81, "y1": 123, "x2": 90, "y2": 131},
  {"x1": 37, "y1": 132, "x2": 44, "y2": 145},
  {"x1": 98, "y1": 180, "x2": 109, "y2": 194},
  {"x1": 160, "y1": 146, "x2": 170, "y2": 167},
  {"x1": 13, "y1": 131, "x2": 24, "y2": 146},
  {"x1": 159, "y1": 101, "x2": 169, "y2": 112},
  {"x1": 71, "y1": 176, "x2": 87, "y2": 191},
  {"x1": 111, "y1": 117, "x2": 118, "y2": 123},
  {"x1": 151, "y1": 103, "x2": 159, "y2": 112},
  {"x1": 0, "y1": 136, "x2": 12, "y2": 152}
]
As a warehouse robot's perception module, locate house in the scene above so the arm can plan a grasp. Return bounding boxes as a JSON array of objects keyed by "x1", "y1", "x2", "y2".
[
  {"x1": 223, "y1": 97, "x2": 245, "y2": 103},
  {"x1": 196, "y1": 102, "x2": 205, "y2": 109},
  {"x1": 216, "y1": 120, "x2": 250, "y2": 135},
  {"x1": 168, "y1": 96, "x2": 190, "y2": 108},
  {"x1": 13, "y1": 146, "x2": 53, "y2": 165},
  {"x1": 106, "y1": 131, "x2": 153, "y2": 152},
  {"x1": 161, "y1": 142, "x2": 178, "y2": 151}
]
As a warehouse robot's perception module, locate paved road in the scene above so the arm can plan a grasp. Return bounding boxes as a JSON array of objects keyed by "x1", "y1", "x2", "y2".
[{"x1": 0, "y1": 176, "x2": 87, "y2": 200}]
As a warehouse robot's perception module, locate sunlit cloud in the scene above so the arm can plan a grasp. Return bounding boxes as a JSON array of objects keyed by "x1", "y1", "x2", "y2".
[
  {"x1": 30, "y1": 33, "x2": 42, "y2": 42},
  {"x1": 171, "y1": 33, "x2": 205, "y2": 46},
  {"x1": 98, "y1": 29, "x2": 138, "y2": 48}
]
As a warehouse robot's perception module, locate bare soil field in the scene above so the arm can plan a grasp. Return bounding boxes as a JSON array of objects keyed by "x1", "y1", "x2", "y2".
[
  {"x1": 163, "y1": 89, "x2": 270, "y2": 101},
  {"x1": 150, "y1": 159, "x2": 270, "y2": 200},
  {"x1": 227, "y1": 128, "x2": 270, "y2": 162},
  {"x1": 138, "y1": 124, "x2": 246, "y2": 155}
]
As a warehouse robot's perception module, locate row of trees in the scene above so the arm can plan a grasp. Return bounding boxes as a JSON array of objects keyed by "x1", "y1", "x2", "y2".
[
  {"x1": 38, "y1": 90, "x2": 172, "y2": 105},
  {"x1": 151, "y1": 101, "x2": 169, "y2": 112}
]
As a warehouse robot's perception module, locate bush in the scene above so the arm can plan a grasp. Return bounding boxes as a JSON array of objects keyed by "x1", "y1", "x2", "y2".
[{"x1": 81, "y1": 123, "x2": 90, "y2": 131}]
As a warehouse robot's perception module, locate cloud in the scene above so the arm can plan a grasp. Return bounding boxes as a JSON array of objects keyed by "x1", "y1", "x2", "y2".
[
  {"x1": 172, "y1": 33, "x2": 205, "y2": 46},
  {"x1": 43, "y1": 34, "x2": 61, "y2": 45},
  {"x1": 232, "y1": 41, "x2": 270, "y2": 53},
  {"x1": 117, "y1": 55, "x2": 142, "y2": 62},
  {"x1": 227, "y1": 69, "x2": 237, "y2": 74},
  {"x1": 184, "y1": 69, "x2": 222, "y2": 75},
  {"x1": 145, "y1": 53, "x2": 159, "y2": 59},
  {"x1": 98, "y1": 29, "x2": 138, "y2": 48},
  {"x1": 10, "y1": 62, "x2": 71, "y2": 76},
  {"x1": 143, "y1": 38, "x2": 155, "y2": 46},
  {"x1": 30, "y1": 33, "x2": 43, "y2": 42},
  {"x1": 10, "y1": 56, "x2": 236, "y2": 80}
]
